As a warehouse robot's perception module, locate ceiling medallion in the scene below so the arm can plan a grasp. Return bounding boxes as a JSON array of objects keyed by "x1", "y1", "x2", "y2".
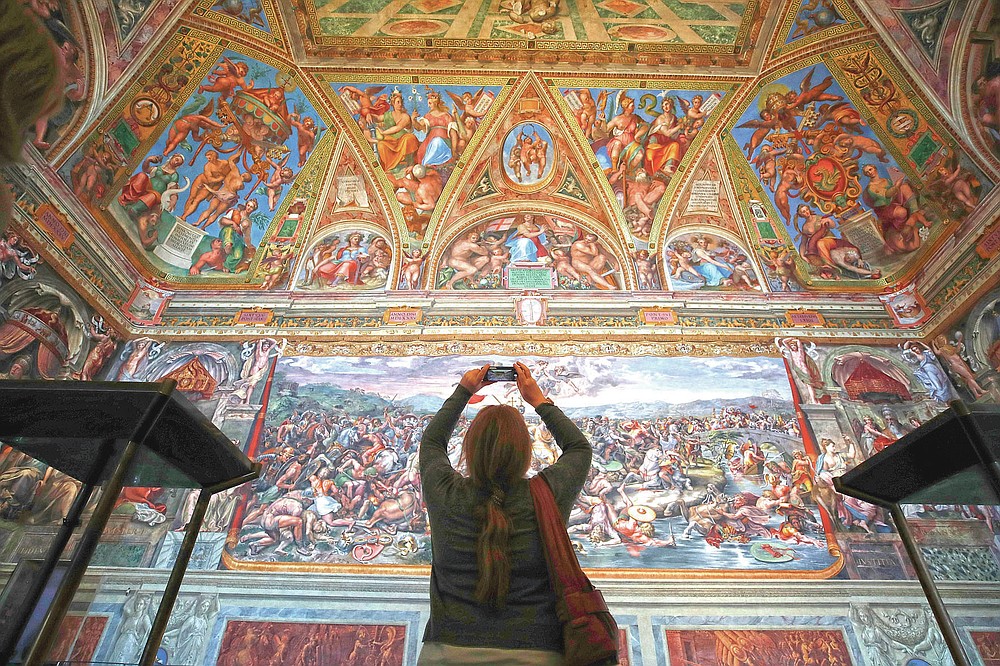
[{"x1": 501, "y1": 122, "x2": 557, "y2": 193}]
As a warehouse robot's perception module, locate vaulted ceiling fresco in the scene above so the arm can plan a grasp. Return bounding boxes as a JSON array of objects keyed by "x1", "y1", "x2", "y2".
[{"x1": 4, "y1": 0, "x2": 999, "y2": 339}]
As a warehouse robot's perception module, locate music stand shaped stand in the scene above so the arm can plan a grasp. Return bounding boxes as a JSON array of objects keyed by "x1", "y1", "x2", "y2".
[
  {"x1": 835, "y1": 400, "x2": 1000, "y2": 666},
  {"x1": 0, "y1": 379, "x2": 259, "y2": 666}
]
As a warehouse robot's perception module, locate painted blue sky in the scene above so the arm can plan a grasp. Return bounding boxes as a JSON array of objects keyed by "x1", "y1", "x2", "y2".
[{"x1": 279, "y1": 355, "x2": 792, "y2": 407}]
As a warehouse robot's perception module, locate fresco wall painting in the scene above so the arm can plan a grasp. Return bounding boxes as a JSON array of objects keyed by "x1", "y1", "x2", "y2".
[
  {"x1": 92, "y1": 0, "x2": 185, "y2": 87},
  {"x1": 216, "y1": 620, "x2": 405, "y2": 665},
  {"x1": 664, "y1": 231, "x2": 763, "y2": 291},
  {"x1": 51, "y1": 615, "x2": 108, "y2": 664},
  {"x1": 941, "y1": 285, "x2": 1000, "y2": 401},
  {"x1": 328, "y1": 79, "x2": 505, "y2": 242},
  {"x1": 56, "y1": 31, "x2": 331, "y2": 286},
  {"x1": 663, "y1": 628, "x2": 853, "y2": 665},
  {"x1": 24, "y1": 1, "x2": 89, "y2": 158},
  {"x1": 295, "y1": 228, "x2": 393, "y2": 291},
  {"x1": 730, "y1": 50, "x2": 993, "y2": 289},
  {"x1": 219, "y1": 353, "x2": 850, "y2": 578},
  {"x1": 560, "y1": 86, "x2": 730, "y2": 245},
  {"x1": 298, "y1": 0, "x2": 749, "y2": 49},
  {"x1": 193, "y1": 0, "x2": 281, "y2": 45},
  {"x1": 434, "y1": 215, "x2": 624, "y2": 290},
  {"x1": 768, "y1": 0, "x2": 862, "y2": 62},
  {"x1": 860, "y1": 0, "x2": 972, "y2": 105},
  {"x1": 970, "y1": 37, "x2": 1000, "y2": 162}
]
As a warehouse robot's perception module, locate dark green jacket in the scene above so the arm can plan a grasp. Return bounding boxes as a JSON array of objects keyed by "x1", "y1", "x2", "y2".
[{"x1": 419, "y1": 385, "x2": 592, "y2": 652}]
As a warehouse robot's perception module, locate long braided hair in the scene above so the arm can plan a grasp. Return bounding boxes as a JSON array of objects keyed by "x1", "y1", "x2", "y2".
[{"x1": 460, "y1": 404, "x2": 532, "y2": 609}]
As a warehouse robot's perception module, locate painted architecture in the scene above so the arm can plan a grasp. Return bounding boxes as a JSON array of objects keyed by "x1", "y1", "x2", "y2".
[{"x1": 1, "y1": 0, "x2": 1000, "y2": 663}]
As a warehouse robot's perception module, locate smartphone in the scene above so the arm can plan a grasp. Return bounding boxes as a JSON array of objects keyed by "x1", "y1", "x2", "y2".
[{"x1": 486, "y1": 366, "x2": 517, "y2": 382}]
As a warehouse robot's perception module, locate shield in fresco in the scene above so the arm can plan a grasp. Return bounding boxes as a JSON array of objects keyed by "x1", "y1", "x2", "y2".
[{"x1": 805, "y1": 156, "x2": 848, "y2": 201}]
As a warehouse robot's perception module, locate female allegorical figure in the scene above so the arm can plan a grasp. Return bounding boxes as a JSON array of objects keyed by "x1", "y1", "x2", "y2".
[{"x1": 313, "y1": 233, "x2": 368, "y2": 287}]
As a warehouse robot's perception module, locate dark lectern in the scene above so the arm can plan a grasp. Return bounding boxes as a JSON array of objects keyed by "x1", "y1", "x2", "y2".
[
  {"x1": 835, "y1": 400, "x2": 1000, "y2": 666},
  {"x1": 0, "y1": 379, "x2": 260, "y2": 666}
]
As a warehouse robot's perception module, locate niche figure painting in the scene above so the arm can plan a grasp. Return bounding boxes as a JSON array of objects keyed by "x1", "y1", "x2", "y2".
[
  {"x1": 665, "y1": 233, "x2": 762, "y2": 291},
  {"x1": 297, "y1": 231, "x2": 392, "y2": 291},
  {"x1": 435, "y1": 216, "x2": 622, "y2": 290}
]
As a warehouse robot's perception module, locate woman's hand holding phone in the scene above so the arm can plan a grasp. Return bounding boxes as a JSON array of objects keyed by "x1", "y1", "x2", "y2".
[
  {"x1": 459, "y1": 364, "x2": 493, "y2": 394},
  {"x1": 514, "y1": 361, "x2": 548, "y2": 408}
]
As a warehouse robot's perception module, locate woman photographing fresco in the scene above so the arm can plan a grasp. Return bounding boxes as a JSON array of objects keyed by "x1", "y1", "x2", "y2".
[{"x1": 418, "y1": 361, "x2": 599, "y2": 665}]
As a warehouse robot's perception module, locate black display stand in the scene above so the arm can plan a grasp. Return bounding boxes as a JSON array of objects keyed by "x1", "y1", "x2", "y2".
[
  {"x1": 835, "y1": 400, "x2": 1000, "y2": 666},
  {"x1": 0, "y1": 379, "x2": 260, "y2": 666}
]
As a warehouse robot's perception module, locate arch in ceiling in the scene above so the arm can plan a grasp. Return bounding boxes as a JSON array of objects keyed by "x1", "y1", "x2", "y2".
[{"x1": 429, "y1": 208, "x2": 633, "y2": 291}]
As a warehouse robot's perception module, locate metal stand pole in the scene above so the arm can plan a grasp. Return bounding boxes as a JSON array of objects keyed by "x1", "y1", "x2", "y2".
[
  {"x1": 138, "y1": 469, "x2": 259, "y2": 666},
  {"x1": 0, "y1": 469, "x2": 99, "y2": 665},
  {"x1": 138, "y1": 489, "x2": 211, "y2": 666},
  {"x1": 22, "y1": 382, "x2": 174, "y2": 666},
  {"x1": 889, "y1": 503, "x2": 972, "y2": 666}
]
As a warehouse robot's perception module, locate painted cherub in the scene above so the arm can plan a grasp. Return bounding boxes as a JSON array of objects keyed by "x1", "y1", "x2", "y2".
[
  {"x1": 399, "y1": 249, "x2": 425, "y2": 290},
  {"x1": 197, "y1": 57, "x2": 254, "y2": 100},
  {"x1": 633, "y1": 249, "x2": 658, "y2": 290},
  {"x1": 288, "y1": 113, "x2": 319, "y2": 167},
  {"x1": 265, "y1": 155, "x2": 295, "y2": 211}
]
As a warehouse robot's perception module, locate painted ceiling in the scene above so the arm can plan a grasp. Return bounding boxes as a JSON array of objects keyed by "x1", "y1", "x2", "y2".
[{"x1": 6, "y1": 0, "x2": 1000, "y2": 338}]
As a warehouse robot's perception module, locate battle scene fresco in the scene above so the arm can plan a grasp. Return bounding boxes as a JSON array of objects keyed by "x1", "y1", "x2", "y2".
[
  {"x1": 435, "y1": 216, "x2": 623, "y2": 290},
  {"x1": 732, "y1": 58, "x2": 993, "y2": 286},
  {"x1": 224, "y1": 354, "x2": 847, "y2": 577},
  {"x1": 561, "y1": 87, "x2": 727, "y2": 241}
]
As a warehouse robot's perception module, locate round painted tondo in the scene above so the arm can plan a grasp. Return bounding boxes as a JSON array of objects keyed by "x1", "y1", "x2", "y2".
[{"x1": 501, "y1": 122, "x2": 556, "y2": 192}]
